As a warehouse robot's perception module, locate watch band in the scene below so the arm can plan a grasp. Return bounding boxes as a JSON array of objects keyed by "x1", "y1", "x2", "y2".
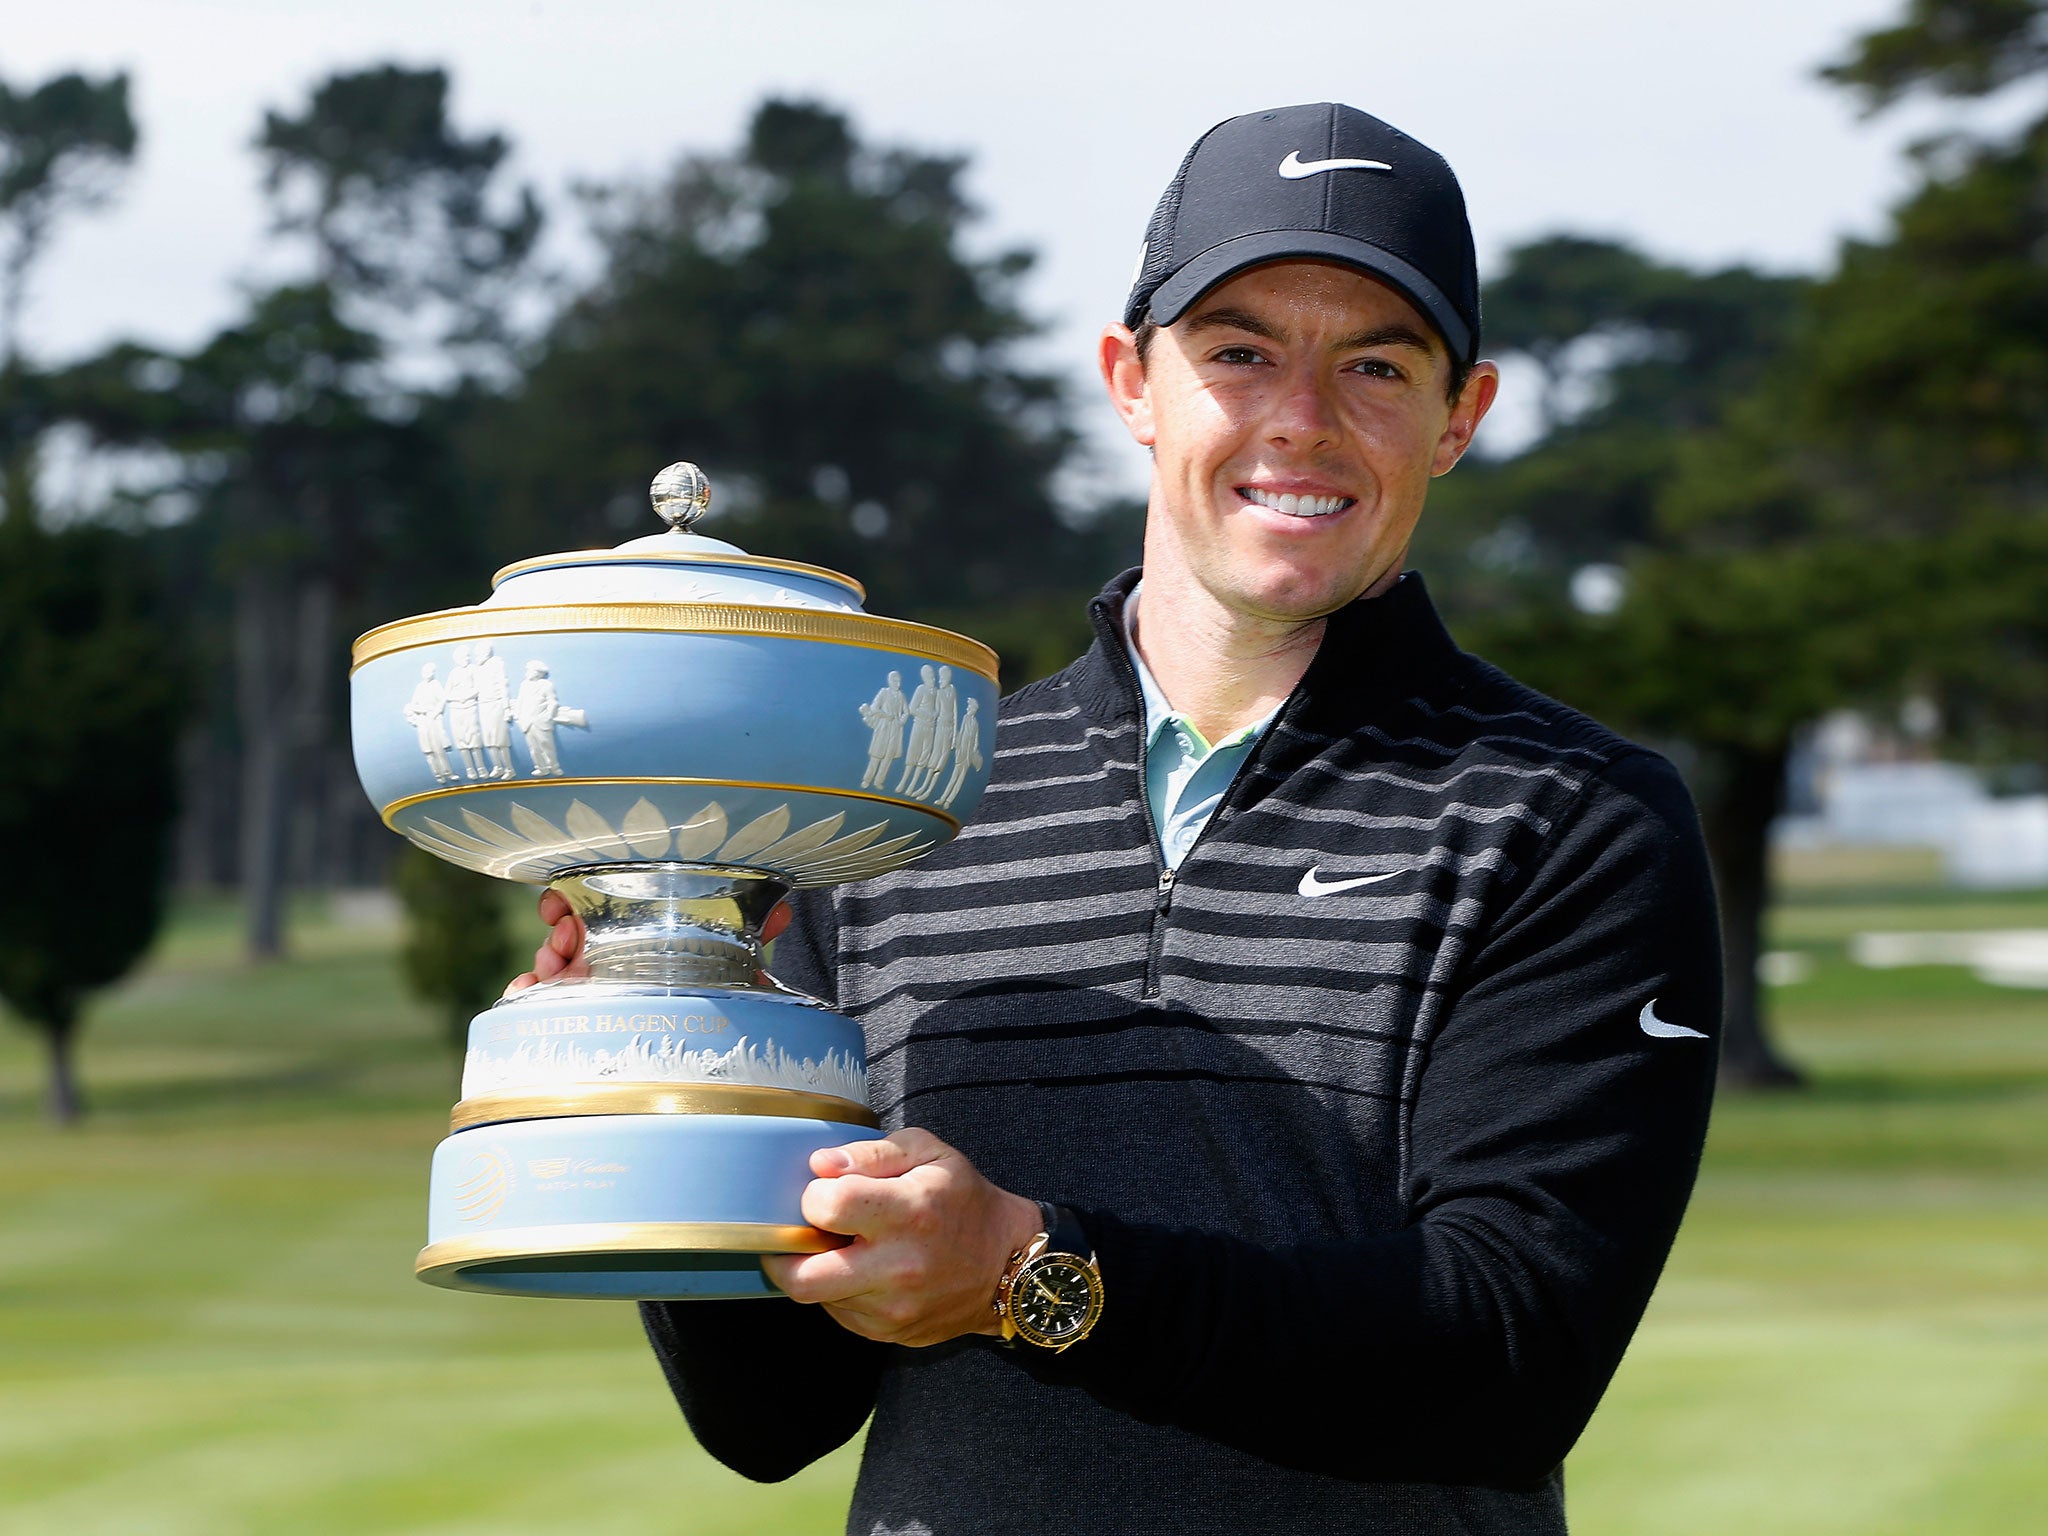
[{"x1": 1039, "y1": 1201, "x2": 1092, "y2": 1263}]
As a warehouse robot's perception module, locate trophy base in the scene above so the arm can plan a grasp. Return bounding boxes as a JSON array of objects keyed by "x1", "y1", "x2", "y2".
[{"x1": 420, "y1": 1111, "x2": 882, "y2": 1301}]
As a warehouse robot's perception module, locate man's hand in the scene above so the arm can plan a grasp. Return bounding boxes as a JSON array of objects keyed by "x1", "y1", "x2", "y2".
[
  {"x1": 503, "y1": 888, "x2": 792, "y2": 993},
  {"x1": 498, "y1": 893, "x2": 1031, "y2": 1346},
  {"x1": 763, "y1": 1130, "x2": 1044, "y2": 1348},
  {"x1": 504, "y1": 887, "x2": 589, "y2": 993}
]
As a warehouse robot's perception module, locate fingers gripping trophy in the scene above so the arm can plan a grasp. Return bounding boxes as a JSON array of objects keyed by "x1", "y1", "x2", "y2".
[{"x1": 350, "y1": 462, "x2": 999, "y2": 1298}]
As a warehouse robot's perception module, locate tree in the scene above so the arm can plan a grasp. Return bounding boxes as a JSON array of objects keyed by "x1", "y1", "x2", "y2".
[
  {"x1": 1820, "y1": 0, "x2": 2048, "y2": 106},
  {"x1": 393, "y1": 846, "x2": 514, "y2": 1057},
  {"x1": 0, "y1": 511, "x2": 185, "y2": 1121},
  {"x1": 0, "y1": 68, "x2": 137, "y2": 530},
  {"x1": 470, "y1": 99, "x2": 1098, "y2": 669},
  {"x1": 61, "y1": 286, "x2": 410, "y2": 956},
  {"x1": 257, "y1": 63, "x2": 541, "y2": 363},
  {"x1": 1611, "y1": 0, "x2": 2048, "y2": 1081},
  {"x1": 1806, "y1": 0, "x2": 2048, "y2": 762},
  {"x1": 1635, "y1": 0, "x2": 2048, "y2": 1079},
  {"x1": 63, "y1": 66, "x2": 542, "y2": 960},
  {"x1": 1432, "y1": 0, "x2": 2048, "y2": 1081},
  {"x1": 0, "y1": 69, "x2": 136, "y2": 366},
  {"x1": 0, "y1": 68, "x2": 166, "y2": 1123},
  {"x1": 1418, "y1": 238, "x2": 1846, "y2": 1086}
]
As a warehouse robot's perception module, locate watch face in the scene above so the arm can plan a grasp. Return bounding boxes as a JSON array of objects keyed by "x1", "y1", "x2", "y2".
[{"x1": 1011, "y1": 1254, "x2": 1102, "y2": 1347}]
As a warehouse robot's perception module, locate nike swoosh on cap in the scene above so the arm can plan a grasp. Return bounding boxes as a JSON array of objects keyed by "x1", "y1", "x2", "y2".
[
  {"x1": 1298, "y1": 867, "x2": 1402, "y2": 897},
  {"x1": 1638, "y1": 999, "x2": 1709, "y2": 1041},
  {"x1": 1277, "y1": 150, "x2": 1393, "y2": 179}
]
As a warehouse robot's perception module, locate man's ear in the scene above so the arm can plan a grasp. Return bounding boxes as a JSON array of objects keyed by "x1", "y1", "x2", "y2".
[
  {"x1": 1101, "y1": 324, "x2": 1157, "y2": 448},
  {"x1": 1431, "y1": 360, "x2": 1500, "y2": 477}
]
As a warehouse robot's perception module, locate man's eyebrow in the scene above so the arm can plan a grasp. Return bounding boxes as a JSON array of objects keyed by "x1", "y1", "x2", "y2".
[
  {"x1": 1334, "y1": 323, "x2": 1436, "y2": 354},
  {"x1": 1180, "y1": 309, "x2": 1437, "y2": 356},
  {"x1": 1181, "y1": 306, "x2": 1282, "y2": 341}
]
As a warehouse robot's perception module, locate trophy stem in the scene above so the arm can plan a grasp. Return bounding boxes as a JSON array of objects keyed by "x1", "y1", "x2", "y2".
[{"x1": 547, "y1": 863, "x2": 790, "y2": 991}]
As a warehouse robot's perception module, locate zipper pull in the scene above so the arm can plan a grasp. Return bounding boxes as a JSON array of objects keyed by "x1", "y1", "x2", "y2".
[{"x1": 1157, "y1": 868, "x2": 1175, "y2": 897}]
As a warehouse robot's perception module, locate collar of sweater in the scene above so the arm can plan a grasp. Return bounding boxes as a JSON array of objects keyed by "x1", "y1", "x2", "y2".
[{"x1": 1073, "y1": 567, "x2": 1470, "y2": 741}]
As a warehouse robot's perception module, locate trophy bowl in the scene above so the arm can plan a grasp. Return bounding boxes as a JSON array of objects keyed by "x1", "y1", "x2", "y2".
[{"x1": 350, "y1": 461, "x2": 999, "y2": 1299}]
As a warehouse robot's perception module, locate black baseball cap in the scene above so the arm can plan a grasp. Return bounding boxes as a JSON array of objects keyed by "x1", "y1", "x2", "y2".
[{"x1": 1125, "y1": 103, "x2": 1480, "y2": 364}]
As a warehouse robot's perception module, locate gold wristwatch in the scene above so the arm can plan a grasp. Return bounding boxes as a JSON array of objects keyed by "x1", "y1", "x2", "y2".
[{"x1": 994, "y1": 1201, "x2": 1104, "y2": 1352}]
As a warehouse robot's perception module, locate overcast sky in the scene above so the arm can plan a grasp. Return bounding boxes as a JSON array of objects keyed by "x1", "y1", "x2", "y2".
[{"x1": 8, "y1": 0, "x2": 1953, "y2": 497}]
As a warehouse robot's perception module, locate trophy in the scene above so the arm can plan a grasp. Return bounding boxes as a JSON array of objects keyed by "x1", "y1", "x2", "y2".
[{"x1": 350, "y1": 462, "x2": 997, "y2": 1299}]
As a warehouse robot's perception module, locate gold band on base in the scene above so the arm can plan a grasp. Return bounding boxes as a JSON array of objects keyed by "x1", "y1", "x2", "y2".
[
  {"x1": 449, "y1": 1082, "x2": 879, "y2": 1132},
  {"x1": 416, "y1": 1220, "x2": 840, "y2": 1291}
]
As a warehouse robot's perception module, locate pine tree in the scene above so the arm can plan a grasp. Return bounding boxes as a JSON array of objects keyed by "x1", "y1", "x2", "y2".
[{"x1": 0, "y1": 512, "x2": 185, "y2": 1121}]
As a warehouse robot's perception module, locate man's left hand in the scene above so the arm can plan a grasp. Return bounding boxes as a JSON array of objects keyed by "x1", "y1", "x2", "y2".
[{"x1": 762, "y1": 1129, "x2": 1044, "y2": 1347}]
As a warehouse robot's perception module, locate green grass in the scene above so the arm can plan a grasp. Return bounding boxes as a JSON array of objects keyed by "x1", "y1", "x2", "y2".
[
  {"x1": 0, "y1": 897, "x2": 855, "y2": 1535},
  {"x1": 2, "y1": 885, "x2": 2044, "y2": 1533},
  {"x1": 1566, "y1": 887, "x2": 2048, "y2": 1535}
]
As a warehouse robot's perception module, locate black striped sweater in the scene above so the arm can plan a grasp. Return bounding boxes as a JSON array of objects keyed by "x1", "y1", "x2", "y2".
[{"x1": 643, "y1": 570, "x2": 1721, "y2": 1536}]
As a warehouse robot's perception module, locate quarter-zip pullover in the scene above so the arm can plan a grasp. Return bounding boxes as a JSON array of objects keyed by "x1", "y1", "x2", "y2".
[{"x1": 643, "y1": 569, "x2": 1722, "y2": 1536}]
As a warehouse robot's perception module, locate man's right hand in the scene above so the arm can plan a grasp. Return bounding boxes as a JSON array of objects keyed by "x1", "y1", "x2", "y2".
[{"x1": 504, "y1": 887, "x2": 589, "y2": 995}]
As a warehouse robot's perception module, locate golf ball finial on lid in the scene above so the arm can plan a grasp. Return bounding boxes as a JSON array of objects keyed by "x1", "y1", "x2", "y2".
[{"x1": 650, "y1": 460, "x2": 711, "y2": 532}]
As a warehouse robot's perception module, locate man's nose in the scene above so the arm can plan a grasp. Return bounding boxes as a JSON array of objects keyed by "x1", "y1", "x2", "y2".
[{"x1": 1266, "y1": 367, "x2": 1339, "y2": 450}]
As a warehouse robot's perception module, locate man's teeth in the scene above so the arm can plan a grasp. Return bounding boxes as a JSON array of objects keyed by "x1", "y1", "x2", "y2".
[{"x1": 1240, "y1": 487, "x2": 1351, "y2": 518}]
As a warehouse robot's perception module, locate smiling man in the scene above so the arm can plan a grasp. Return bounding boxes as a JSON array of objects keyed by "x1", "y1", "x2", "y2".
[{"x1": 539, "y1": 102, "x2": 1723, "y2": 1535}]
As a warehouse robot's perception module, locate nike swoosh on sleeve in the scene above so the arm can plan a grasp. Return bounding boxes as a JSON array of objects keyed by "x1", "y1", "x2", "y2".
[{"x1": 1639, "y1": 999, "x2": 1709, "y2": 1040}]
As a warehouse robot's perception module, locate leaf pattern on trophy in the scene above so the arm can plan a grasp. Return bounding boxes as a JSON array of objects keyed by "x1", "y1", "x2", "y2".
[
  {"x1": 795, "y1": 831, "x2": 928, "y2": 883},
  {"x1": 503, "y1": 804, "x2": 590, "y2": 870},
  {"x1": 717, "y1": 805, "x2": 791, "y2": 861},
  {"x1": 509, "y1": 802, "x2": 570, "y2": 849},
  {"x1": 404, "y1": 822, "x2": 542, "y2": 882},
  {"x1": 404, "y1": 826, "x2": 479, "y2": 869},
  {"x1": 669, "y1": 803, "x2": 729, "y2": 860},
  {"x1": 852, "y1": 838, "x2": 935, "y2": 875},
  {"x1": 783, "y1": 820, "x2": 890, "y2": 871},
  {"x1": 752, "y1": 811, "x2": 846, "y2": 867},
  {"x1": 792, "y1": 837, "x2": 935, "y2": 887},
  {"x1": 421, "y1": 815, "x2": 516, "y2": 866},
  {"x1": 403, "y1": 792, "x2": 941, "y2": 888},
  {"x1": 565, "y1": 799, "x2": 631, "y2": 859},
  {"x1": 620, "y1": 797, "x2": 674, "y2": 858},
  {"x1": 460, "y1": 807, "x2": 530, "y2": 853}
]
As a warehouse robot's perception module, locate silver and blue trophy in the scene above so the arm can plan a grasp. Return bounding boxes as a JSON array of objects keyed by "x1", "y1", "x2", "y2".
[{"x1": 349, "y1": 462, "x2": 998, "y2": 1299}]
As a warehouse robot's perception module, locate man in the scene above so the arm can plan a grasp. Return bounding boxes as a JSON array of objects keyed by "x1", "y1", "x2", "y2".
[
  {"x1": 895, "y1": 664, "x2": 942, "y2": 796},
  {"x1": 403, "y1": 662, "x2": 457, "y2": 785},
  {"x1": 514, "y1": 660, "x2": 568, "y2": 777},
  {"x1": 936, "y1": 692, "x2": 980, "y2": 811},
  {"x1": 444, "y1": 643, "x2": 485, "y2": 781},
  {"x1": 473, "y1": 640, "x2": 516, "y2": 781},
  {"x1": 912, "y1": 664, "x2": 958, "y2": 799},
  {"x1": 859, "y1": 670, "x2": 910, "y2": 790},
  {"x1": 518, "y1": 102, "x2": 1719, "y2": 1534}
]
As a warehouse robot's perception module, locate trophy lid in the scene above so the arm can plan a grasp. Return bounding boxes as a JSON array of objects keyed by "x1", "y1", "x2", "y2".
[{"x1": 483, "y1": 461, "x2": 867, "y2": 612}]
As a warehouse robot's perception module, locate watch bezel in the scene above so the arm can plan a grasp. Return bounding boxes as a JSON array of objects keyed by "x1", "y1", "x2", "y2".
[{"x1": 1006, "y1": 1249, "x2": 1104, "y2": 1350}]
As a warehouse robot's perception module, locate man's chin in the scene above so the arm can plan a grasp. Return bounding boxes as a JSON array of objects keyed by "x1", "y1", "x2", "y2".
[{"x1": 1225, "y1": 567, "x2": 1382, "y2": 625}]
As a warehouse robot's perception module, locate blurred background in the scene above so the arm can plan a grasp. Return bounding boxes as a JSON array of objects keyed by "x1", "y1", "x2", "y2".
[{"x1": 2, "y1": 1, "x2": 2046, "y2": 1531}]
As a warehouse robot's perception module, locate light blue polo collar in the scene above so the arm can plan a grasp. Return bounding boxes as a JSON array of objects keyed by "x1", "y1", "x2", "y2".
[{"x1": 1122, "y1": 584, "x2": 1278, "y2": 869}]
